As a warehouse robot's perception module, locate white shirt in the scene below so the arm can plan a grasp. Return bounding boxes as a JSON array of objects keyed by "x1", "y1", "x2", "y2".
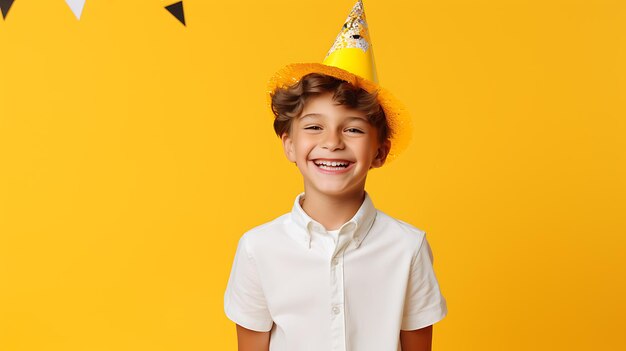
[{"x1": 224, "y1": 192, "x2": 448, "y2": 351}]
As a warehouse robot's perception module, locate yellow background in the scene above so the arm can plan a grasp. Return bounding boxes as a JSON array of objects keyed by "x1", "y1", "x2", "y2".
[{"x1": 1, "y1": 0, "x2": 625, "y2": 350}]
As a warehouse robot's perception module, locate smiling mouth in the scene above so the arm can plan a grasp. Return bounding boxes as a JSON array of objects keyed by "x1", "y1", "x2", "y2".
[{"x1": 312, "y1": 159, "x2": 353, "y2": 171}]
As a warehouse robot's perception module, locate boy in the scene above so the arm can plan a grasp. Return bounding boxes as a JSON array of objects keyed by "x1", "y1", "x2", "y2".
[{"x1": 224, "y1": 1, "x2": 447, "y2": 350}]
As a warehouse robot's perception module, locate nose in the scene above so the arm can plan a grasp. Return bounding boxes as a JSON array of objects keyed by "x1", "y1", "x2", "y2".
[{"x1": 321, "y1": 130, "x2": 344, "y2": 150}]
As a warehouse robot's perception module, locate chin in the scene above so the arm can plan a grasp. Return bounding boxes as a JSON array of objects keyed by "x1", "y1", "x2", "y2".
[{"x1": 317, "y1": 185, "x2": 360, "y2": 197}]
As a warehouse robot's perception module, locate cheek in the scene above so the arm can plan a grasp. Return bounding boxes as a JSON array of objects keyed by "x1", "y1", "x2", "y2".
[{"x1": 294, "y1": 140, "x2": 315, "y2": 158}]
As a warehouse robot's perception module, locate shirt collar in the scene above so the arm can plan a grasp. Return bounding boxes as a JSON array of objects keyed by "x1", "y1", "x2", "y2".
[{"x1": 289, "y1": 191, "x2": 377, "y2": 250}]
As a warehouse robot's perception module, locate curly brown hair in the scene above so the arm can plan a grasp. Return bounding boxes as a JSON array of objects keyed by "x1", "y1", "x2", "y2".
[{"x1": 270, "y1": 73, "x2": 390, "y2": 144}]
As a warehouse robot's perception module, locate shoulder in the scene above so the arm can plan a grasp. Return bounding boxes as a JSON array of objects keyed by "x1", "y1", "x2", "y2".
[
  {"x1": 374, "y1": 210, "x2": 427, "y2": 256},
  {"x1": 238, "y1": 213, "x2": 291, "y2": 253}
]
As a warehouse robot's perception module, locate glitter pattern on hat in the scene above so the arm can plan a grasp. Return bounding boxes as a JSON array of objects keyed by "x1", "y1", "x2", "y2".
[{"x1": 325, "y1": 0, "x2": 371, "y2": 58}]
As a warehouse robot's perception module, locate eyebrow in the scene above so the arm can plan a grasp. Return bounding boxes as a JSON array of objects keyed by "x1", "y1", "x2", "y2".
[{"x1": 299, "y1": 113, "x2": 368, "y2": 122}]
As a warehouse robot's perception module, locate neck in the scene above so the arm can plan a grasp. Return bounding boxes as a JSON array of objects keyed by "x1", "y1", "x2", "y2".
[{"x1": 301, "y1": 189, "x2": 366, "y2": 231}]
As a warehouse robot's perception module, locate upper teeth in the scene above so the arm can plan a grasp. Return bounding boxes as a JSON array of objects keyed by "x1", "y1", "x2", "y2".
[{"x1": 315, "y1": 160, "x2": 349, "y2": 167}]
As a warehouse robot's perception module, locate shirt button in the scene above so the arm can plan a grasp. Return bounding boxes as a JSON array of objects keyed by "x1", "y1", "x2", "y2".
[
  {"x1": 332, "y1": 306, "x2": 340, "y2": 315},
  {"x1": 332, "y1": 258, "x2": 339, "y2": 266}
]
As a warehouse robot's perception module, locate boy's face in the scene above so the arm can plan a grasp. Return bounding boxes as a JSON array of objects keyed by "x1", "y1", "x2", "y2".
[{"x1": 281, "y1": 91, "x2": 390, "y2": 199}]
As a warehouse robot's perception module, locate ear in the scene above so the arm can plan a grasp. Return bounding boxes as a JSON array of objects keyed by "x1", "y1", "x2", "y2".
[
  {"x1": 281, "y1": 132, "x2": 296, "y2": 163},
  {"x1": 370, "y1": 139, "x2": 391, "y2": 169}
]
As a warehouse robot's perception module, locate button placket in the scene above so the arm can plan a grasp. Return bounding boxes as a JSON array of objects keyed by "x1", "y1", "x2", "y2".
[
  {"x1": 328, "y1": 223, "x2": 357, "y2": 351},
  {"x1": 329, "y1": 250, "x2": 346, "y2": 350},
  {"x1": 329, "y1": 236, "x2": 349, "y2": 351}
]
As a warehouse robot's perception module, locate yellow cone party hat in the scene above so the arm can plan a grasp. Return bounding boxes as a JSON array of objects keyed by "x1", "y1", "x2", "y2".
[{"x1": 267, "y1": 0, "x2": 411, "y2": 163}]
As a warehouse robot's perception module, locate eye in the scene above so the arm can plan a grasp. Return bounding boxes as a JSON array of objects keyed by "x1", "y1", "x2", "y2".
[
  {"x1": 346, "y1": 128, "x2": 364, "y2": 134},
  {"x1": 304, "y1": 126, "x2": 322, "y2": 130}
]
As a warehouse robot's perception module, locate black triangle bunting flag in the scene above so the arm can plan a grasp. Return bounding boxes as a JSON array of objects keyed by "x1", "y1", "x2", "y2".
[
  {"x1": 1, "y1": 0, "x2": 15, "y2": 20},
  {"x1": 165, "y1": 1, "x2": 185, "y2": 26}
]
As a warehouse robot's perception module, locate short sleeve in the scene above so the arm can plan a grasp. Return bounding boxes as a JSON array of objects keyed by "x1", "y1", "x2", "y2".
[
  {"x1": 224, "y1": 234, "x2": 274, "y2": 332},
  {"x1": 401, "y1": 234, "x2": 448, "y2": 330}
]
